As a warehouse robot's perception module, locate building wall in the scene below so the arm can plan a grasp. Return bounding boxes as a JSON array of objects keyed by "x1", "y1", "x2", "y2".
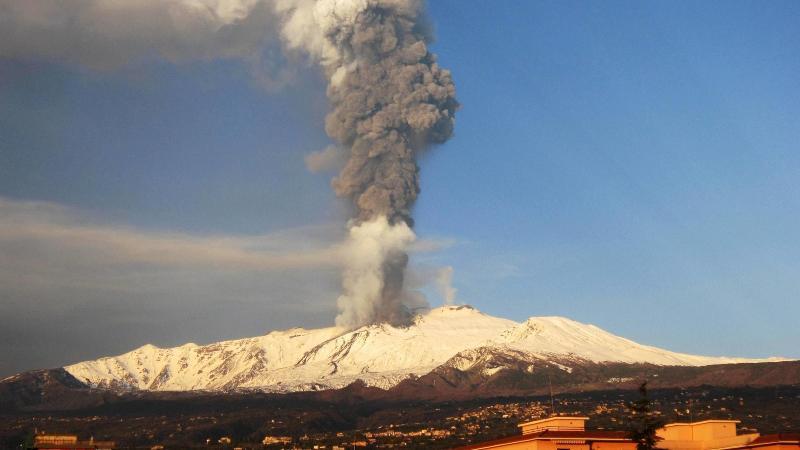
[
  {"x1": 657, "y1": 421, "x2": 759, "y2": 450},
  {"x1": 748, "y1": 444, "x2": 800, "y2": 450},
  {"x1": 594, "y1": 441, "x2": 638, "y2": 450},
  {"x1": 471, "y1": 440, "x2": 534, "y2": 450},
  {"x1": 465, "y1": 438, "x2": 637, "y2": 450},
  {"x1": 521, "y1": 418, "x2": 588, "y2": 435},
  {"x1": 34, "y1": 436, "x2": 79, "y2": 446},
  {"x1": 658, "y1": 422, "x2": 739, "y2": 441},
  {"x1": 658, "y1": 434, "x2": 759, "y2": 450},
  {"x1": 539, "y1": 440, "x2": 590, "y2": 450}
]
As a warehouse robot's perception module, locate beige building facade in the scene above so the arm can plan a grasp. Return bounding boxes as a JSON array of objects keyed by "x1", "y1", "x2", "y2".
[
  {"x1": 657, "y1": 420, "x2": 758, "y2": 450},
  {"x1": 456, "y1": 416, "x2": 636, "y2": 450},
  {"x1": 456, "y1": 417, "x2": 800, "y2": 450}
]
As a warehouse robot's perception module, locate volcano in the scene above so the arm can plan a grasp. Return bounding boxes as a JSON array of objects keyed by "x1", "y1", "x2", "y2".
[{"x1": 61, "y1": 306, "x2": 784, "y2": 393}]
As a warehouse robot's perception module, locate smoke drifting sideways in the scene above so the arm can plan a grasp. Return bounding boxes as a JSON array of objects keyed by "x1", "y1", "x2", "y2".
[
  {"x1": 1, "y1": 0, "x2": 458, "y2": 329},
  {"x1": 318, "y1": 2, "x2": 459, "y2": 328}
]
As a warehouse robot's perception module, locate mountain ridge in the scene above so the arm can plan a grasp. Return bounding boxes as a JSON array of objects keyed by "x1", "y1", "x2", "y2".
[{"x1": 62, "y1": 305, "x2": 786, "y2": 393}]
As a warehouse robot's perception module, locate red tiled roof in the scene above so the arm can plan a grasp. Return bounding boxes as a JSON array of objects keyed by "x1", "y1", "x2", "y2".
[{"x1": 453, "y1": 429, "x2": 633, "y2": 449}]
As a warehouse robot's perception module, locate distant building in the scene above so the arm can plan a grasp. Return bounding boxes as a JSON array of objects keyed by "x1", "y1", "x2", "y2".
[
  {"x1": 455, "y1": 417, "x2": 800, "y2": 450},
  {"x1": 262, "y1": 435, "x2": 292, "y2": 445},
  {"x1": 31, "y1": 435, "x2": 115, "y2": 450}
]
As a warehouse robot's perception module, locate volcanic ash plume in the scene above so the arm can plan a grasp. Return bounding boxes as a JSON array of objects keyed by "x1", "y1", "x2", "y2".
[
  {"x1": 292, "y1": 0, "x2": 458, "y2": 327},
  {"x1": 3, "y1": 0, "x2": 460, "y2": 329}
]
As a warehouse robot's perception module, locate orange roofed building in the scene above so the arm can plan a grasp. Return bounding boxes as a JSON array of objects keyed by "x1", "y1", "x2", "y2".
[
  {"x1": 455, "y1": 417, "x2": 800, "y2": 450},
  {"x1": 455, "y1": 416, "x2": 636, "y2": 450},
  {"x1": 656, "y1": 421, "x2": 799, "y2": 450}
]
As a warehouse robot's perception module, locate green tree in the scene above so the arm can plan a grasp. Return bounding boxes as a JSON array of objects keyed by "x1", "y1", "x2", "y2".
[{"x1": 627, "y1": 381, "x2": 664, "y2": 450}]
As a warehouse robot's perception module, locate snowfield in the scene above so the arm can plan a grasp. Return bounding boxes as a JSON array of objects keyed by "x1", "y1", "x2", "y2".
[{"x1": 65, "y1": 305, "x2": 783, "y2": 392}]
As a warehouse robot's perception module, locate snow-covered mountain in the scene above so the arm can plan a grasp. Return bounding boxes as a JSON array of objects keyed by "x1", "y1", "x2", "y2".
[{"x1": 64, "y1": 305, "x2": 783, "y2": 393}]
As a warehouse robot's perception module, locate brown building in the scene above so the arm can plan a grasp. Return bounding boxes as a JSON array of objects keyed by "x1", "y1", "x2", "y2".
[
  {"x1": 455, "y1": 416, "x2": 637, "y2": 450},
  {"x1": 656, "y1": 421, "x2": 799, "y2": 450},
  {"x1": 455, "y1": 417, "x2": 800, "y2": 450},
  {"x1": 31, "y1": 435, "x2": 115, "y2": 450}
]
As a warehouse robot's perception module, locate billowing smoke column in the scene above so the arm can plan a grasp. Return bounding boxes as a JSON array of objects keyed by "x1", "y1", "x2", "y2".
[
  {"x1": 324, "y1": 3, "x2": 457, "y2": 225},
  {"x1": 0, "y1": 0, "x2": 457, "y2": 328},
  {"x1": 313, "y1": 1, "x2": 459, "y2": 327}
]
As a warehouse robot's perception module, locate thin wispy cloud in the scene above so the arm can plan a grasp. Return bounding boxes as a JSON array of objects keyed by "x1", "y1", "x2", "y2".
[
  {"x1": 0, "y1": 197, "x2": 452, "y2": 272},
  {"x1": 0, "y1": 198, "x2": 344, "y2": 271},
  {"x1": 0, "y1": 196, "x2": 457, "y2": 375}
]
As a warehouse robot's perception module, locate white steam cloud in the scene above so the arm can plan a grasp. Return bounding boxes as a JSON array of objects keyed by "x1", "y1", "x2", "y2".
[
  {"x1": 435, "y1": 266, "x2": 457, "y2": 305},
  {"x1": 1, "y1": 0, "x2": 457, "y2": 329},
  {"x1": 335, "y1": 216, "x2": 415, "y2": 327}
]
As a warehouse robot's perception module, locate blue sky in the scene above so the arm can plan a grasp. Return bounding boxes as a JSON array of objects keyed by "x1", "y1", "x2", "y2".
[
  {"x1": 419, "y1": 0, "x2": 800, "y2": 357},
  {"x1": 1, "y1": 1, "x2": 799, "y2": 375}
]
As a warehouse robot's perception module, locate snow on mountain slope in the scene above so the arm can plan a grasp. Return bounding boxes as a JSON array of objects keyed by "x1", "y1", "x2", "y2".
[
  {"x1": 64, "y1": 306, "x2": 783, "y2": 392},
  {"x1": 497, "y1": 316, "x2": 768, "y2": 366}
]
